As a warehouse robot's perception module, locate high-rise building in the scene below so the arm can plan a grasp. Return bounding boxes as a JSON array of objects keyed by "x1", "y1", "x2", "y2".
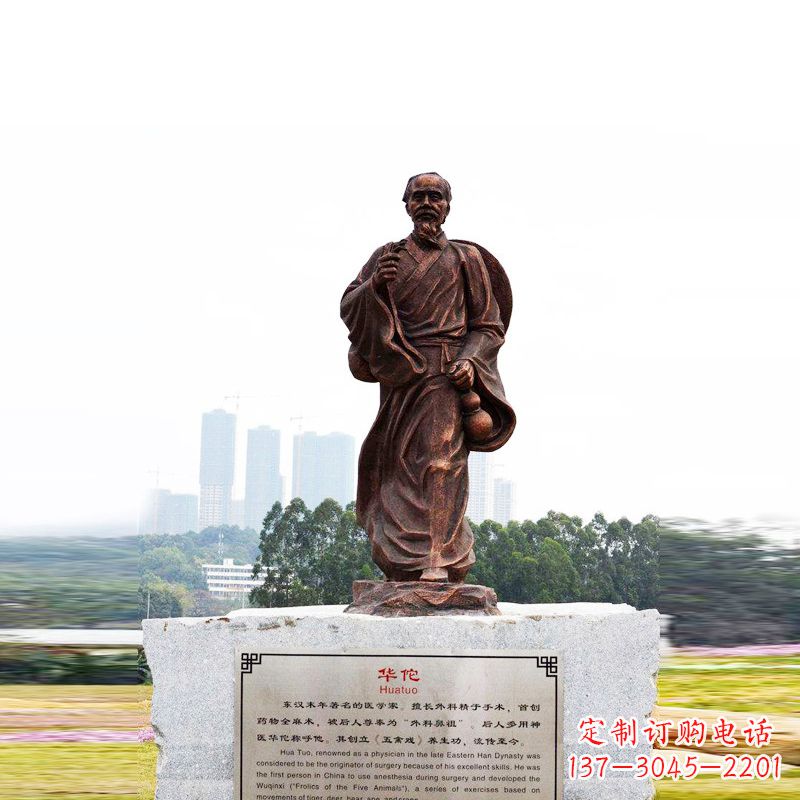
[
  {"x1": 244, "y1": 426, "x2": 282, "y2": 530},
  {"x1": 230, "y1": 498, "x2": 246, "y2": 529},
  {"x1": 466, "y1": 451, "x2": 494, "y2": 524},
  {"x1": 166, "y1": 493, "x2": 198, "y2": 534},
  {"x1": 493, "y1": 478, "x2": 516, "y2": 526},
  {"x1": 198, "y1": 409, "x2": 236, "y2": 529},
  {"x1": 292, "y1": 431, "x2": 355, "y2": 509},
  {"x1": 140, "y1": 488, "x2": 170, "y2": 535},
  {"x1": 140, "y1": 490, "x2": 198, "y2": 535}
]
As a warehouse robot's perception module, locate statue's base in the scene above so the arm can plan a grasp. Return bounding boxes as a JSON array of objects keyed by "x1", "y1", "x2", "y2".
[
  {"x1": 344, "y1": 579, "x2": 501, "y2": 616},
  {"x1": 144, "y1": 604, "x2": 660, "y2": 800}
]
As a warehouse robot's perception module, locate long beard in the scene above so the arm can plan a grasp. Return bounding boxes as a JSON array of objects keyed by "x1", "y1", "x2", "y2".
[{"x1": 414, "y1": 218, "x2": 443, "y2": 246}]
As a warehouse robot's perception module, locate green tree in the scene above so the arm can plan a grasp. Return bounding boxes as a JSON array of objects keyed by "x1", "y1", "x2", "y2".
[
  {"x1": 246, "y1": 500, "x2": 660, "y2": 613},
  {"x1": 471, "y1": 511, "x2": 658, "y2": 607},
  {"x1": 140, "y1": 545, "x2": 205, "y2": 588},
  {"x1": 315, "y1": 501, "x2": 380, "y2": 604},
  {"x1": 250, "y1": 500, "x2": 306, "y2": 607},
  {"x1": 138, "y1": 578, "x2": 190, "y2": 618},
  {"x1": 0, "y1": 535, "x2": 138, "y2": 628},
  {"x1": 534, "y1": 538, "x2": 579, "y2": 602},
  {"x1": 628, "y1": 515, "x2": 659, "y2": 609},
  {"x1": 250, "y1": 498, "x2": 380, "y2": 607},
  {"x1": 659, "y1": 523, "x2": 798, "y2": 646}
]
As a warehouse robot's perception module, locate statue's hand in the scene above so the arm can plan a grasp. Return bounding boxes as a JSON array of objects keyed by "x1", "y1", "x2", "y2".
[
  {"x1": 447, "y1": 359, "x2": 475, "y2": 391},
  {"x1": 372, "y1": 250, "x2": 400, "y2": 288}
]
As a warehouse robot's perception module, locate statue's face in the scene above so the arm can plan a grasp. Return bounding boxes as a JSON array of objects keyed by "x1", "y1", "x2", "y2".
[{"x1": 406, "y1": 175, "x2": 450, "y2": 227}]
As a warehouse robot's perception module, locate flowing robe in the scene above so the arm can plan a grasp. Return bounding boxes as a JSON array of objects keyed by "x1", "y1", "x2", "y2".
[{"x1": 341, "y1": 232, "x2": 515, "y2": 581}]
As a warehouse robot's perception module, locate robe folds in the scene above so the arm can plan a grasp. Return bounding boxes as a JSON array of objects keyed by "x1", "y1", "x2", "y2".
[{"x1": 341, "y1": 232, "x2": 515, "y2": 581}]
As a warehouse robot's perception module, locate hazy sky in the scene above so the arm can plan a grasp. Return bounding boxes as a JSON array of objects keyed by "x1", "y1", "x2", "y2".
[{"x1": 1, "y1": 2, "x2": 799, "y2": 530}]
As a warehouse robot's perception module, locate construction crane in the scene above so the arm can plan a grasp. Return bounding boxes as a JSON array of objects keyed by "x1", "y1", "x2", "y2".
[
  {"x1": 145, "y1": 467, "x2": 163, "y2": 488},
  {"x1": 224, "y1": 393, "x2": 254, "y2": 415}
]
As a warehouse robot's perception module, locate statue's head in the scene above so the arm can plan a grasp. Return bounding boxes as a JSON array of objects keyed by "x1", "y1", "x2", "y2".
[{"x1": 403, "y1": 173, "x2": 451, "y2": 241}]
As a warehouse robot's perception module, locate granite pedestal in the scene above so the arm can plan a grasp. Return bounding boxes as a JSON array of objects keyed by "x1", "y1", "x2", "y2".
[{"x1": 143, "y1": 603, "x2": 659, "y2": 799}]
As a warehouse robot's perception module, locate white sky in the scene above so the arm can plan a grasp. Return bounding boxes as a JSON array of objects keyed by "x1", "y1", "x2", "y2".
[{"x1": 1, "y1": 1, "x2": 799, "y2": 531}]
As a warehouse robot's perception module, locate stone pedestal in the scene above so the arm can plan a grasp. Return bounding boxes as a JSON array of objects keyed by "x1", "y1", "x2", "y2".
[{"x1": 143, "y1": 603, "x2": 659, "y2": 800}]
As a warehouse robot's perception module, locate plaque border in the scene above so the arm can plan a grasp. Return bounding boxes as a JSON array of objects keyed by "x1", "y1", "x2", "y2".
[{"x1": 237, "y1": 650, "x2": 561, "y2": 800}]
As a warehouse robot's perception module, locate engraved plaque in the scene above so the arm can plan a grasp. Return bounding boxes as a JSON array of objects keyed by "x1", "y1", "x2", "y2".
[{"x1": 235, "y1": 649, "x2": 563, "y2": 800}]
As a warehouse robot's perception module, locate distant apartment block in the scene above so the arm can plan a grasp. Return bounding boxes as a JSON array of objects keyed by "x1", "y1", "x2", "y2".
[
  {"x1": 230, "y1": 498, "x2": 246, "y2": 529},
  {"x1": 292, "y1": 431, "x2": 355, "y2": 509},
  {"x1": 140, "y1": 488, "x2": 170, "y2": 535},
  {"x1": 198, "y1": 409, "x2": 236, "y2": 529},
  {"x1": 165, "y1": 493, "x2": 198, "y2": 534},
  {"x1": 201, "y1": 558, "x2": 262, "y2": 597},
  {"x1": 140, "y1": 489, "x2": 198, "y2": 535},
  {"x1": 244, "y1": 425, "x2": 282, "y2": 530},
  {"x1": 466, "y1": 451, "x2": 494, "y2": 524},
  {"x1": 493, "y1": 478, "x2": 516, "y2": 526}
]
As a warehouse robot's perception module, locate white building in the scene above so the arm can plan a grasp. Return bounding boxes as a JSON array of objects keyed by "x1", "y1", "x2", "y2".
[{"x1": 201, "y1": 558, "x2": 262, "y2": 597}]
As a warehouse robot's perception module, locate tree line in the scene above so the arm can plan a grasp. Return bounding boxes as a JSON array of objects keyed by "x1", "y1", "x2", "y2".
[
  {"x1": 0, "y1": 536, "x2": 138, "y2": 628},
  {"x1": 134, "y1": 500, "x2": 799, "y2": 648},
  {"x1": 249, "y1": 499, "x2": 659, "y2": 610},
  {"x1": 659, "y1": 522, "x2": 799, "y2": 646}
]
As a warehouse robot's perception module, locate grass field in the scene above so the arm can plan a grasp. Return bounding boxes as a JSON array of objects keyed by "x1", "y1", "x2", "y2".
[
  {"x1": 656, "y1": 776, "x2": 800, "y2": 799},
  {"x1": 0, "y1": 684, "x2": 146, "y2": 734},
  {"x1": 0, "y1": 743, "x2": 147, "y2": 800},
  {"x1": 658, "y1": 655, "x2": 800, "y2": 716},
  {"x1": 0, "y1": 684, "x2": 150, "y2": 800},
  {"x1": 0, "y1": 653, "x2": 797, "y2": 799}
]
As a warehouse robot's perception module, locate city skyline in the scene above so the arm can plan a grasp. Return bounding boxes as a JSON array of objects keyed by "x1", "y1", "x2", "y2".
[
  {"x1": 142, "y1": 409, "x2": 520, "y2": 534},
  {"x1": 3, "y1": 8, "x2": 800, "y2": 531},
  {"x1": 143, "y1": 411, "x2": 359, "y2": 534}
]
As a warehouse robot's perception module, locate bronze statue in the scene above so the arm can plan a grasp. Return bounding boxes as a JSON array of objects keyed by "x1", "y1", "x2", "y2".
[{"x1": 341, "y1": 173, "x2": 515, "y2": 610}]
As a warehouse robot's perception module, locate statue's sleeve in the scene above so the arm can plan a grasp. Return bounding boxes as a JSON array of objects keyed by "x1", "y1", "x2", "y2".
[
  {"x1": 457, "y1": 244, "x2": 516, "y2": 451},
  {"x1": 458, "y1": 246, "x2": 505, "y2": 366},
  {"x1": 340, "y1": 246, "x2": 426, "y2": 386}
]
